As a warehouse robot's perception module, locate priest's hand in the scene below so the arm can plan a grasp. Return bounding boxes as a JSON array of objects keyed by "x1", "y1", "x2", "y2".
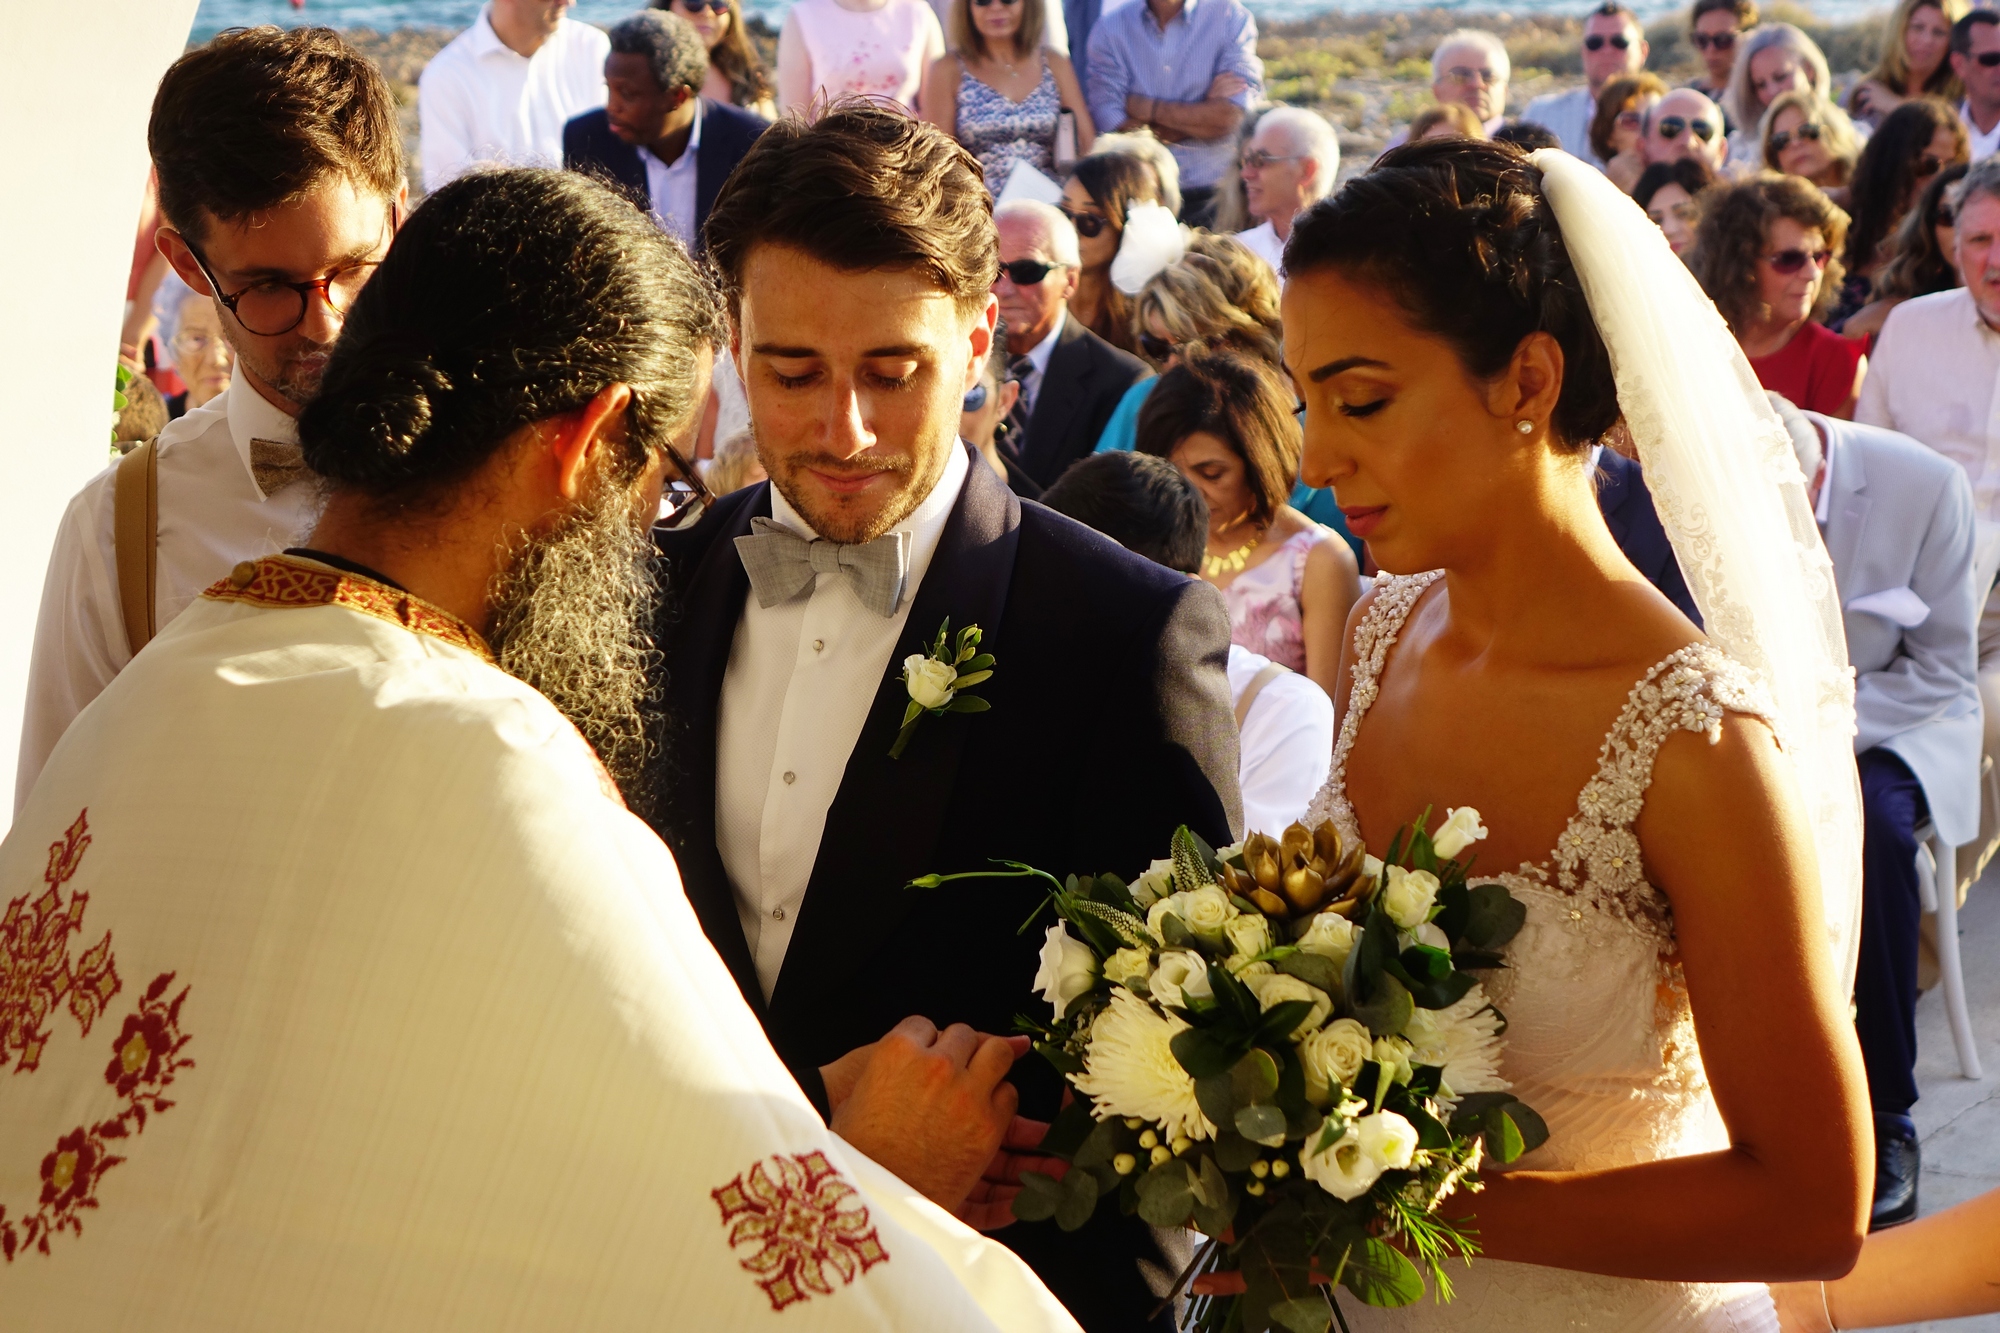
[{"x1": 831, "y1": 1016, "x2": 1022, "y2": 1217}]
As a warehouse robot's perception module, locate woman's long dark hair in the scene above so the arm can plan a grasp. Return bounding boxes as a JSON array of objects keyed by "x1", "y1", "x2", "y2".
[
  {"x1": 1843, "y1": 97, "x2": 1967, "y2": 271},
  {"x1": 654, "y1": 0, "x2": 770, "y2": 108},
  {"x1": 1874, "y1": 161, "x2": 1969, "y2": 301}
]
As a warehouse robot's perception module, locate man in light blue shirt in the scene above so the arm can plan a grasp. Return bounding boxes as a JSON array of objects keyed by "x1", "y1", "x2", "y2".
[{"x1": 1085, "y1": 0, "x2": 1262, "y2": 224}]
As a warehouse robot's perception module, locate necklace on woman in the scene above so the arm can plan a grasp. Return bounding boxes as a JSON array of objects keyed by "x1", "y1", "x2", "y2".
[{"x1": 1202, "y1": 517, "x2": 1265, "y2": 579}]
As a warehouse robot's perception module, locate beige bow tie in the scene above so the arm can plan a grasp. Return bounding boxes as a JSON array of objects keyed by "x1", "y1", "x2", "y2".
[{"x1": 249, "y1": 438, "x2": 313, "y2": 499}]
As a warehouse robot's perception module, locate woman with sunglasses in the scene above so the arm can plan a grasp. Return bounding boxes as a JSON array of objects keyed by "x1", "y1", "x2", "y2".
[
  {"x1": 1848, "y1": 0, "x2": 1968, "y2": 130},
  {"x1": 1760, "y1": 89, "x2": 1860, "y2": 204},
  {"x1": 651, "y1": 0, "x2": 775, "y2": 118},
  {"x1": 1833, "y1": 97, "x2": 1970, "y2": 326},
  {"x1": 920, "y1": 0, "x2": 1093, "y2": 193},
  {"x1": 1842, "y1": 161, "x2": 1967, "y2": 340},
  {"x1": 1692, "y1": 173, "x2": 1867, "y2": 416},
  {"x1": 1059, "y1": 150, "x2": 1161, "y2": 355},
  {"x1": 1721, "y1": 23, "x2": 1832, "y2": 167},
  {"x1": 1592, "y1": 71, "x2": 1667, "y2": 193},
  {"x1": 1686, "y1": 0, "x2": 1758, "y2": 121},
  {"x1": 776, "y1": 0, "x2": 944, "y2": 117}
]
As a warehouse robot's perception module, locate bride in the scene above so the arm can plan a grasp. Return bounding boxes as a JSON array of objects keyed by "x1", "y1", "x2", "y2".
[{"x1": 1278, "y1": 139, "x2": 1872, "y2": 1327}]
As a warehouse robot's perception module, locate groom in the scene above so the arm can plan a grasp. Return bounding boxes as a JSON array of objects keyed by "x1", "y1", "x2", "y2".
[{"x1": 645, "y1": 105, "x2": 1241, "y2": 1331}]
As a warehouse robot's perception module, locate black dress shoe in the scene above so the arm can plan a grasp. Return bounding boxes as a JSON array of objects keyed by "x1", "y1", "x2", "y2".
[{"x1": 1870, "y1": 1126, "x2": 1920, "y2": 1231}]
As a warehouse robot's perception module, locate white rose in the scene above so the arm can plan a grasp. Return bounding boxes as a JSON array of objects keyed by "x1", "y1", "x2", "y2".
[
  {"x1": 1146, "y1": 891, "x2": 1189, "y2": 940},
  {"x1": 1297, "y1": 911, "x2": 1357, "y2": 971},
  {"x1": 1356, "y1": 1110, "x2": 1419, "y2": 1171},
  {"x1": 1180, "y1": 884, "x2": 1237, "y2": 945},
  {"x1": 904, "y1": 654, "x2": 958, "y2": 710},
  {"x1": 1130, "y1": 858, "x2": 1176, "y2": 908},
  {"x1": 1430, "y1": 807, "x2": 1488, "y2": 861},
  {"x1": 1373, "y1": 1035, "x2": 1415, "y2": 1086},
  {"x1": 1223, "y1": 912, "x2": 1272, "y2": 963},
  {"x1": 1299, "y1": 1018, "x2": 1373, "y2": 1104},
  {"x1": 1032, "y1": 924, "x2": 1098, "y2": 1020},
  {"x1": 1383, "y1": 865, "x2": 1441, "y2": 931},
  {"x1": 1361, "y1": 854, "x2": 1385, "y2": 886},
  {"x1": 1415, "y1": 921, "x2": 1451, "y2": 951},
  {"x1": 1149, "y1": 950, "x2": 1213, "y2": 1009},
  {"x1": 1245, "y1": 972, "x2": 1332, "y2": 1040},
  {"x1": 1104, "y1": 947, "x2": 1153, "y2": 989}
]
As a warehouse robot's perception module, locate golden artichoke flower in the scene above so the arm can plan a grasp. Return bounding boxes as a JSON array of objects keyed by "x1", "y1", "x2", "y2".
[{"x1": 1221, "y1": 820, "x2": 1372, "y2": 920}]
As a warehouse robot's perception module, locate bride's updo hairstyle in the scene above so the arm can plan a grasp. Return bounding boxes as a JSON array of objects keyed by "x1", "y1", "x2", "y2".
[
  {"x1": 1283, "y1": 139, "x2": 1620, "y2": 454},
  {"x1": 299, "y1": 168, "x2": 724, "y2": 507}
]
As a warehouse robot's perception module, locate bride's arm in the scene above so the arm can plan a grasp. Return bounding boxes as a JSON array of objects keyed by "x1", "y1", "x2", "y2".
[{"x1": 1459, "y1": 714, "x2": 1871, "y2": 1283}]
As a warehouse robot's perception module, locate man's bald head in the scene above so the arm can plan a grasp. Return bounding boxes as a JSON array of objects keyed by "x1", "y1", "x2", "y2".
[
  {"x1": 1644, "y1": 88, "x2": 1725, "y2": 168},
  {"x1": 994, "y1": 199, "x2": 1081, "y2": 267},
  {"x1": 992, "y1": 200, "x2": 1079, "y2": 354}
]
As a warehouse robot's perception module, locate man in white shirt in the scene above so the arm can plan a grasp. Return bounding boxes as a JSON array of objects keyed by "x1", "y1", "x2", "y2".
[
  {"x1": 1523, "y1": 2, "x2": 1651, "y2": 170},
  {"x1": 418, "y1": 0, "x2": 610, "y2": 191},
  {"x1": 1234, "y1": 106, "x2": 1339, "y2": 280},
  {"x1": 1384, "y1": 29, "x2": 1508, "y2": 150},
  {"x1": 1952, "y1": 11, "x2": 2000, "y2": 163},
  {"x1": 17, "y1": 28, "x2": 405, "y2": 811}
]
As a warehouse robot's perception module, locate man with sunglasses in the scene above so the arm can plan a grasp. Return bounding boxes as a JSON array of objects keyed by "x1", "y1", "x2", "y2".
[
  {"x1": 1686, "y1": 0, "x2": 1757, "y2": 128},
  {"x1": 1522, "y1": 1, "x2": 1650, "y2": 170},
  {"x1": 1641, "y1": 86, "x2": 1728, "y2": 171},
  {"x1": 16, "y1": 27, "x2": 405, "y2": 808},
  {"x1": 1951, "y1": 10, "x2": 2000, "y2": 162}
]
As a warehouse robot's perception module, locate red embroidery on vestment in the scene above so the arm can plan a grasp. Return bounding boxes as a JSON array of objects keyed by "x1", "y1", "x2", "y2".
[
  {"x1": 1, "y1": 811, "x2": 119, "y2": 1074},
  {"x1": 203, "y1": 554, "x2": 494, "y2": 662},
  {"x1": 712, "y1": 1150, "x2": 890, "y2": 1310}
]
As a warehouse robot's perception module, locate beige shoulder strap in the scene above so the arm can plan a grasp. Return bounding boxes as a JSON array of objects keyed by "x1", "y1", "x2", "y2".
[
  {"x1": 1234, "y1": 661, "x2": 1289, "y2": 729},
  {"x1": 113, "y1": 435, "x2": 160, "y2": 656}
]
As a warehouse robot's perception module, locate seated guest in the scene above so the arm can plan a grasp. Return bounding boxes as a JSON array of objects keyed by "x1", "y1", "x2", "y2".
[
  {"x1": 994, "y1": 199, "x2": 1148, "y2": 486},
  {"x1": 960, "y1": 325, "x2": 1038, "y2": 497},
  {"x1": 1043, "y1": 450, "x2": 1335, "y2": 832},
  {"x1": 1524, "y1": 3, "x2": 1650, "y2": 170},
  {"x1": 1634, "y1": 156, "x2": 1717, "y2": 255},
  {"x1": 153, "y1": 276, "x2": 234, "y2": 418},
  {"x1": 1721, "y1": 22, "x2": 1833, "y2": 168},
  {"x1": 1834, "y1": 97, "x2": 1971, "y2": 325},
  {"x1": 1410, "y1": 28, "x2": 1511, "y2": 143},
  {"x1": 777, "y1": 0, "x2": 945, "y2": 117},
  {"x1": 1234, "y1": 105, "x2": 1339, "y2": 276},
  {"x1": 1687, "y1": 0, "x2": 1758, "y2": 122},
  {"x1": 1847, "y1": 0, "x2": 1967, "y2": 130},
  {"x1": 1845, "y1": 161, "x2": 1968, "y2": 338},
  {"x1": 1596, "y1": 440, "x2": 1701, "y2": 624},
  {"x1": 1595, "y1": 71, "x2": 1669, "y2": 191},
  {"x1": 1405, "y1": 102, "x2": 1486, "y2": 144},
  {"x1": 1958, "y1": 10, "x2": 2000, "y2": 162},
  {"x1": 652, "y1": 0, "x2": 777, "y2": 118},
  {"x1": 1086, "y1": 128, "x2": 1182, "y2": 213},
  {"x1": 418, "y1": 0, "x2": 610, "y2": 191},
  {"x1": 1643, "y1": 87, "x2": 1729, "y2": 171},
  {"x1": 1768, "y1": 393, "x2": 1981, "y2": 1231},
  {"x1": 563, "y1": 11, "x2": 770, "y2": 254},
  {"x1": 1761, "y1": 88, "x2": 1862, "y2": 205},
  {"x1": 705, "y1": 426, "x2": 768, "y2": 495},
  {"x1": 923, "y1": 0, "x2": 1094, "y2": 192},
  {"x1": 1060, "y1": 149, "x2": 1161, "y2": 354},
  {"x1": 1136, "y1": 350, "x2": 1359, "y2": 694},
  {"x1": 1491, "y1": 119, "x2": 1560, "y2": 152},
  {"x1": 1691, "y1": 173, "x2": 1868, "y2": 416}
]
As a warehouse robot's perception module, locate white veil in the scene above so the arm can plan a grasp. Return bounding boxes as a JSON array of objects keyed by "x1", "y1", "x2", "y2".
[{"x1": 1533, "y1": 150, "x2": 1863, "y2": 995}]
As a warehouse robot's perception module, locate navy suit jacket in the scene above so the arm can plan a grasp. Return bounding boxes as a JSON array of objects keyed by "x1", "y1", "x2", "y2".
[
  {"x1": 1596, "y1": 447, "x2": 1702, "y2": 628},
  {"x1": 561, "y1": 100, "x2": 768, "y2": 253}
]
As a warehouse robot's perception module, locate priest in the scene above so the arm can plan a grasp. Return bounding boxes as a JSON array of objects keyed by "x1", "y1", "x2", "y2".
[{"x1": 0, "y1": 168, "x2": 1076, "y2": 1331}]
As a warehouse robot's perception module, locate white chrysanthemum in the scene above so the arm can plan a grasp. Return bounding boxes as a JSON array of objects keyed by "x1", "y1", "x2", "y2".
[
  {"x1": 1073, "y1": 987, "x2": 1215, "y2": 1143},
  {"x1": 1402, "y1": 985, "x2": 1509, "y2": 1107}
]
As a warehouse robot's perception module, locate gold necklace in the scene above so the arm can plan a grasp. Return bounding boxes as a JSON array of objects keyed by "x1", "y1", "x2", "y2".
[{"x1": 1202, "y1": 528, "x2": 1264, "y2": 579}]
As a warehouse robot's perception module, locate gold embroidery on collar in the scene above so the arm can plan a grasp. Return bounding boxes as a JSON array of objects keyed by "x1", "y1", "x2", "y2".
[{"x1": 202, "y1": 554, "x2": 495, "y2": 662}]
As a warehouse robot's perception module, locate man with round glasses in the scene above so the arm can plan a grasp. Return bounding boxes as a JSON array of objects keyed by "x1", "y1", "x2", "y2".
[
  {"x1": 1686, "y1": 0, "x2": 1758, "y2": 127},
  {"x1": 1642, "y1": 85, "x2": 1729, "y2": 172},
  {"x1": 1522, "y1": 1, "x2": 1651, "y2": 170},
  {"x1": 16, "y1": 27, "x2": 406, "y2": 807}
]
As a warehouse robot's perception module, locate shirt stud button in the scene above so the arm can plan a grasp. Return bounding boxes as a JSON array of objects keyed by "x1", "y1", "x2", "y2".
[
  {"x1": 813, "y1": 639, "x2": 825, "y2": 652},
  {"x1": 772, "y1": 906, "x2": 786, "y2": 921},
  {"x1": 783, "y1": 771, "x2": 796, "y2": 785}
]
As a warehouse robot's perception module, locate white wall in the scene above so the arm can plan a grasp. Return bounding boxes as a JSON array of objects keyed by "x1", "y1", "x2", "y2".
[{"x1": 0, "y1": 2, "x2": 201, "y2": 824}]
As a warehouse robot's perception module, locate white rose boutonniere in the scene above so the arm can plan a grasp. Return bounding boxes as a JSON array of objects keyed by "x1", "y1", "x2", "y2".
[{"x1": 891, "y1": 618, "x2": 995, "y2": 758}]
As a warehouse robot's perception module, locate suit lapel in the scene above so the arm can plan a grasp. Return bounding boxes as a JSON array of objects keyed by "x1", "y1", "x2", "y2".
[
  {"x1": 769, "y1": 451, "x2": 1022, "y2": 1014},
  {"x1": 1820, "y1": 420, "x2": 1871, "y2": 606},
  {"x1": 1023, "y1": 318, "x2": 1090, "y2": 480}
]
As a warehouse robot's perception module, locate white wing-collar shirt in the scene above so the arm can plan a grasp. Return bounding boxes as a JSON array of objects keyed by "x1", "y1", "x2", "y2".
[
  {"x1": 1963, "y1": 100, "x2": 2000, "y2": 163},
  {"x1": 418, "y1": 5, "x2": 611, "y2": 192},
  {"x1": 16, "y1": 365, "x2": 311, "y2": 812},
  {"x1": 638, "y1": 97, "x2": 704, "y2": 248},
  {"x1": 718, "y1": 441, "x2": 972, "y2": 1000},
  {"x1": 1857, "y1": 287, "x2": 2000, "y2": 521}
]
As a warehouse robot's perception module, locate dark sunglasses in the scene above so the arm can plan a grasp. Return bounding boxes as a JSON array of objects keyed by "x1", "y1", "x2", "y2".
[
  {"x1": 1138, "y1": 332, "x2": 1178, "y2": 361},
  {"x1": 1938, "y1": 202, "x2": 1958, "y2": 226},
  {"x1": 1768, "y1": 123, "x2": 1822, "y2": 152},
  {"x1": 973, "y1": 0, "x2": 1022, "y2": 7},
  {"x1": 1690, "y1": 30, "x2": 1738, "y2": 50},
  {"x1": 1057, "y1": 205, "x2": 1109, "y2": 239},
  {"x1": 1583, "y1": 33, "x2": 1632, "y2": 50},
  {"x1": 999, "y1": 258, "x2": 1059, "y2": 285},
  {"x1": 1976, "y1": 50, "x2": 2000, "y2": 67},
  {"x1": 1764, "y1": 247, "x2": 1832, "y2": 274},
  {"x1": 674, "y1": 0, "x2": 731, "y2": 12},
  {"x1": 1915, "y1": 152, "x2": 1947, "y2": 180},
  {"x1": 1655, "y1": 115, "x2": 1717, "y2": 142}
]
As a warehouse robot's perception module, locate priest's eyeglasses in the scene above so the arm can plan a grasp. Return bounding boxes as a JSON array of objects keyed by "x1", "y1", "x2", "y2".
[{"x1": 183, "y1": 205, "x2": 400, "y2": 338}]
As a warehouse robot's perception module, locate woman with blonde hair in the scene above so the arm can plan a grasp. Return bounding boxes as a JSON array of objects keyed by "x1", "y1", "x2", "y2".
[
  {"x1": 920, "y1": 0, "x2": 1093, "y2": 191},
  {"x1": 1406, "y1": 102, "x2": 1486, "y2": 143},
  {"x1": 1848, "y1": 0, "x2": 1967, "y2": 128},
  {"x1": 1761, "y1": 88, "x2": 1861, "y2": 201},
  {"x1": 652, "y1": 0, "x2": 775, "y2": 117},
  {"x1": 1721, "y1": 23, "x2": 1832, "y2": 165},
  {"x1": 1593, "y1": 71, "x2": 1669, "y2": 192}
]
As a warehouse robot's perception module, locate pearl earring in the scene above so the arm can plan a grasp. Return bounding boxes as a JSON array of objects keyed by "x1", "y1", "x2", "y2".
[{"x1": 1515, "y1": 420, "x2": 1534, "y2": 434}]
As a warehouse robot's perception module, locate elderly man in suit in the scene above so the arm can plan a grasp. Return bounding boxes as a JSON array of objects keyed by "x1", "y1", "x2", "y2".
[
  {"x1": 994, "y1": 199, "x2": 1150, "y2": 489},
  {"x1": 562, "y1": 10, "x2": 767, "y2": 254},
  {"x1": 1772, "y1": 395, "x2": 1982, "y2": 1232}
]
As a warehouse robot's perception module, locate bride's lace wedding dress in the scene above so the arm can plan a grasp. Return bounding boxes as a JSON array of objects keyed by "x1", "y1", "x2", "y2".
[{"x1": 1307, "y1": 571, "x2": 1782, "y2": 1332}]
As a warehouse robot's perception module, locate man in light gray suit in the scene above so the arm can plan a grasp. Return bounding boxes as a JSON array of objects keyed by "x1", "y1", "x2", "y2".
[{"x1": 1774, "y1": 395, "x2": 1983, "y2": 1230}]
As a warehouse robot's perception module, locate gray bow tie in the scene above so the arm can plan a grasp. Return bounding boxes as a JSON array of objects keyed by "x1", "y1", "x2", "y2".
[
  {"x1": 734, "y1": 517, "x2": 911, "y2": 618},
  {"x1": 249, "y1": 437, "x2": 313, "y2": 499}
]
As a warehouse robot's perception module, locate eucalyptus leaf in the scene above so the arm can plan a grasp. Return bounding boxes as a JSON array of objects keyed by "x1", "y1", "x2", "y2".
[
  {"x1": 1502, "y1": 1100, "x2": 1549, "y2": 1157},
  {"x1": 1195, "y1": 1073, "x2": 1237, "y2": 1127},
  {"x1": 1012, "y1": 1170, "x2": 1065, "y2": 1223},
  {"x1": 1235, "y1": 1103, "x2": 1287, "y2": 1147},
  {"x1": 1255, "y1": 999, "x2": 1317, "y2": 1044},
  {"x1": 1407, "y1": 969, "x2": 1479, "y2": 1012},
  {"x1": 1463, "y1": 883, "x2": 1527, "y2": 950},
  {"x1": 1039, "y1": 1098, "x2": 1096, "y2": 1156},
  {"x1": 1075, "y1": 1118, "x2": 1124, "y2": 1170},
  {"x1": 1055, "y1": 1168, "x2": 1102, "y2": 1231},
  {"x1": 1190, "y1": 1153, "x2": 1237, "y2": 1238},
  {"x1": 1135, "y1": 1161, "x2": 1195, "y2": 1227},
  {"x1": 1213, "y1": 1130, "x2": 1263, "y2": 1172},
  {"x1": 1351, "y1": 972, "x2": 1414, "y2": 1037},
  {"x1": 1341, "y1": 1237, "x2": 1425, "y2": 1307},
  {"x1": 1487, "y1": 1109, "x2": 1526, "y2": 1164},
  {"x1": 1276, "y1": 950, "x2": 1343, "y2": 995},
  {"x1": 1269, "y1": 1296, "x2": 1335, "y2": 1333},
  {"x1": 1171, "y1": 1027, "x2": 1247, "y2": 1079},
  {"x1": 1159, "y1": 913, "x2": 1191, "y2": 947},
  {"x1": 1229, "y1": 1048, "x2": 1281, "y2": 1105}
]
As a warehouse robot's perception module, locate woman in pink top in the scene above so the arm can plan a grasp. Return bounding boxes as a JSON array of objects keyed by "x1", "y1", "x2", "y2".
[
  {"x1": 1136, "y1": 351, "x2": 1360, "y2": 695},
  {"x1": 778, "y1": 0, "x2": 946, "y2": 117}
]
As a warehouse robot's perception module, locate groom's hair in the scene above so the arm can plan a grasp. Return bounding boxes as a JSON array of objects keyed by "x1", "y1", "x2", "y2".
[{"x1": 702, "y1": 100, "x2": 998, "y2": 318}]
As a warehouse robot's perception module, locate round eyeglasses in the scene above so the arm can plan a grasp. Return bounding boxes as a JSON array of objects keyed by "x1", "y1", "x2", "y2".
[{"x1": 182, "y1": 206, "x2": 398, "y2": 338}]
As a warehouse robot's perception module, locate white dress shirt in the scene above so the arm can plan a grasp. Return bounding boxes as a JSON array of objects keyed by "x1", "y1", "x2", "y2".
[
  {"x1": 16, "y1": 365, "x2": 313, "y2": 811},
  {"x1": 1016, "y1": 310, "x2": 1066, "y2": 418},
  {"x1": 418, "y1": 6, "x2": 610, "y2": 192},
  {"x1": 1235, "y1": 220, "x2": 1284, "y2": 277},
  {"x1": 638, "y1": 98, "x2": 704, "y2": 248},
  {"x1": 1227, "y1": 645, "x2": 1333, "y2": 834},
  {"x1": 717, "y1": 442, "x2": 972, "y2": 1000},
  {"x1": 1963, "y1": 100, "x2": 2000, "y2": 163},
  {"x1": 1521, "y1": 85, "x2": 1607, "y2": 169},
  {"x1": 1857, "y1": 288, "x2": 2000, "y2": 521}
]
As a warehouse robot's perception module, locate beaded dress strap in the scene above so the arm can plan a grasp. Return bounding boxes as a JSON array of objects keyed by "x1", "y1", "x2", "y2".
[{"x1": 1326, "y1": 571, "x2": 1444, "y2": 797}]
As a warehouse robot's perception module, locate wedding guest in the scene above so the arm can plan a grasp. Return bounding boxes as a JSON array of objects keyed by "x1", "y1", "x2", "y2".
[
  {"x1": 652, "y1": 0, "x2": 776, "y2": 118},
  {"x1": 1413, "y1": 29, "x2": 1511, "y2": 140},
  {"x1": 1642, "y1": 87, "x2": 1728, "y2": 172},
  {"x1": 994, "y1": 199, "x2": 1148, "y2": 486},
  {"x1": 1084, "y1": 0, "x2": 1263, "y2": 225},
  {"x1": 562, "y1": 11, "x2": 769, "y2": 253},
  {"x1": 1721, "y1": 23, "x2": 1832, "y2": 168},
  {"x1": 1524, "y1": 2, "x2": 1650, "y2": 170},
  {"x1": 155, "y1": 276, "x2": 234, "y2": 418},
  {"x1": 18, "y1": 27, "x2": 405, "y2": 809},
  {"x1": 1692, "y1": 174, "x2": 1866, "y2": 416},
  {"x1": 961, "y1": 328, "x2": 1039, "y2": 495},
  {"x1": 1491, "y1": 119, "x2": 1560, "y2": 152},
  {"x1": 1762, "y1": 89, "x2": 1861, "y2": 204},
  {"x1": 1772, "y1": 1185, "x2": 2000, "y2": 1328},
  {"x1": 1087, "y1": 128, "x2": 1182, "y2": 213},
  {"x1": 1234, "y1": 106, "x2": 1339, "y2": 277},
  {"x1": 1835, "y1": 98, "x2": 1970, "y2": 325},
  {"x1": 1844, "y1": 162, "x2": 1967, "y2": 339},
  {"x1": 1848, "y1": 0, "x2": 1966, "y2": 130},
  {"x1": 1136, "y1": 350, "x2": 1359, "y2": 693},
  {"x1": 1596, "y1": 439, "x2": 1701, "y2": 624},
  {"x1": 1686, "y1": 0, "x2": 1758, "y2": 119},
  {"x1": 656, "y1": 103, "x2": 1240, "y2": 1330},
  {"x1": 1406, "y1": 102, "x2": 1486, "y2": 143},
  {"x1": 922, "y1": 0, "x2": 1094, "y2": 192},
  {"x1": 1042, "y1": 449, "x2": 1335, "y2": 832},
  {"x1": 1594, "y1": 71, "x2": 1668, "y2": 191},
  {"x1": 1765, "y1": 392, "x2": 1981, "y2": 1231},
  {"x1": 705, "y1": 426, "x2": 768, "y2": 495},
  {"x1": 1952, "y1": 10, "x2": 2000, "y2": 162},
  {"x1": 777, "y1": 0, "x2": 945, "y2": 117},
  {"x1": 1060, "y1": 149, "x2": 1160, "y2": 354},
  {"x1": 418, "y1": 0, "x2": 609, "y2": 191},
  {"x1": 1635, "y1": 156, "x2": 1717, "y2": 255}
]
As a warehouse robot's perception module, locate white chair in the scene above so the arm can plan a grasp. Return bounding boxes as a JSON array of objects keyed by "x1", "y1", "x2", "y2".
[{"x1": 1916, "y1": 819, "x2": 1984, "y2": 1079}]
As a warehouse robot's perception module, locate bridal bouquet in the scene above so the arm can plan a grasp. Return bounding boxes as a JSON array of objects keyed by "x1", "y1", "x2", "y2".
[{"x1": 1007, "y1": 812, "x2": 1543, "y2": 1331}]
